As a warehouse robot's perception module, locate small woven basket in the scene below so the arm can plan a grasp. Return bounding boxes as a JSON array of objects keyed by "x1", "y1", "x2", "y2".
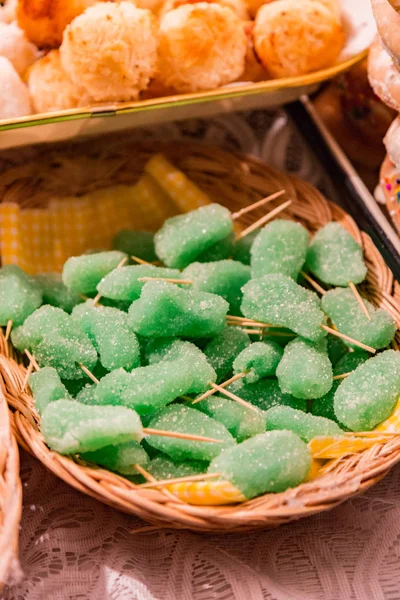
[{"x1": 2, "y1": 140, "x2": 400, "y2": 532}]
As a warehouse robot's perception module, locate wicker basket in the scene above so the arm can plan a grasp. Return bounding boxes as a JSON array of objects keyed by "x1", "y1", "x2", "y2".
[{"x1": 2, "y1": 140, "x2": 400, "y2": 532}]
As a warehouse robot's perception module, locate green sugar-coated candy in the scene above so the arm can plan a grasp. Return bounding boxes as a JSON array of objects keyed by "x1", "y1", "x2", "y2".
[
  {"x1": 0, "y1": 265, "x2": 42, "y2": 327},
  {"x1": 321, "y1": 288, "x2": 396, "y2": 351},
  {"x1": 311, "y1": 351, "x2": 368, "y2": 422},
  {"x1": 232, "y1": 229, "x2": 260, "y2": 265},
  {"x1": 97, "y1": 265, "x2": 181, "y2": 303},
  {"x1": 306, "y1": 222, "x2": 367, "y2": 286},
  {"x1": 82, "y1": 440, "x2": 150, "y2": 475},
  {"x1": 334, "y1": 350, "x2": 400, "y2": 431},
  {"x1": 76, "y1": 384, "x2": 97, "y2": 405},
  {"x1": 62, "y1": 251, "x2": 127, "y2": 294},
  {"x1": 112, "y1": 230, "x2": 157, "y2": 262},
  {"x1": 93, "y1": 368, "x2": 131, "y2": 405},
  {"x1": 36, "y1": 274, "x2": 82, "y2": 313},
  {"x1": 203, "y1": 327, "x2": 250, "y2": 382},
  {"x1": 72, "y1": 302, "x2": 140, "y2": 371},
  {"x1": 128, "y1": 281, "x2": 228, "y2": 338},
  {"x1": 265, "y1": 406, "x2": 343, "y2": 442},
  {"x1": 277, "y1": 337, "x2": 332, "y2": 399},
  {"x1": 147, "y1": 455, "x2": 208, "y2": 480},
  {"x1": 233, "y1": 341, "x2": 283, "y2": 384},
  {"x1": 145, "y1": 339, "x2": 216, "y2": 393},
  {"x1": 195, "y1": 395, "x2": 266, "y2": 442},
  {"x1": 11, "y1": 305, "x2": 71, "y2": 352},
  {"x1": 251, "y1": 219, "x2": 308, "y2": 281},
  {"x1": 182, "y1": 260, "x2": 251, "y2": 315},
  {"x1": 154, "y1": 204, "x2": 233, "y2": 269},
  {"x1": 327, "y1": 334, "x2": 348, "y2": 366},
  {"x1": 146, "y1": 404, "x2": 235, "y2": 461},
  {"x1": 35, "y1": 332, "x2": 98, "y2": 379},
  {"x1": 29, "y1": 367, "x2": 71, "y2": 415},
  {"x1": 208, "y1": 430, "x2": 311, "y2": 499},
  {"x1": 241, "y1": 274, "x2": 326, "y2": 342},
  {"x1": 196, "y1": 233, "x2": 234, "y2": 263},
  {"x1": 228, "y1": 378, "x2": 307, "y2": 412},
  {"x1": 41, "y1": 399, "x2": 143, "y2": 454}
]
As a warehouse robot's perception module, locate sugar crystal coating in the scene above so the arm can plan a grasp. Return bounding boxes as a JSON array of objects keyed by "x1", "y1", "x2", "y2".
[
  {"x1": 265, "y1": 405, "x2": 343, "y2": 442},
  {"x1": 306, "y1": 222, "x2": 367, "y2": 286},
  {"x1": 147, "y1": 455, "x2": 208, "y2": 480},
  {"x1": 36, "y1": 274, "x2": 83, "y2": 313},
  {"x1": 321, "y1": 288, "x2": 396, "y2": 350},
  {"x1": 196, "y1": 233, "x2": 234, "y2": 263},
  {"x1": 146, "y1": 404, "x2": 236, "y2": 461},
  {"x1": 334, "y1": 350, "x2": 400, "y2": 431},
  {"x1": 62, "y1": 251, "x2": 127, "y2": 294},
  {"x1": 29, "y1": 367, "x2": 71, "y2": 415},
  {"x1": 154, "y1": 204, "x2": 233, "y2": 269},
  {"x1": 233, "y1": 340, "x2": 283, "y2": 383},
  {"x1": 227, "y1": 378, "x2": 307, "y2": 411},
  {"x1": 241, "y1": 274, "x2": 326, "y2": 342},
  {"x1": 82, "y1": 440, "x2": 150, "y2": 474},
  {"x1": 76, "y1": 384, "x2": 97, "y2": 405},
  {"x1": 112, "y1": 230, "x2": 157, "y2": 262},
  {"x1": 97, "y1": 265, "x2": 181, "y2": 303},
  {"x1": 182, "y1": 260, "x2": 251, "y2": 315},
  {"x1": 208, "y1": 430, "x2": 311, "y2": 499},
  {"x1": 203, "y1": 327, "x2": 250, "y2": 382},
  {"x1": 232, "y1": 229, "x2": 260, "y2": 265},
  {"x1": 251, "y1": 219, "x2": 308, "y2": 280},
  {"x1": 11, "y1": 305, "x2": 71, "y2": 351},
  {"x1": 128, "y1": 280, "x2": 228, "y2": 338},
  {"x1": 0, "y1": 265, "x2": 42, "y2": 326},
  {"x1": 276, "y1": 337, "x2": 332, "y2": 399},
  {"x1": 35, "y1": 332, "x2": 98, "y2": 379},
  {"x1": 41, "y1": 399, "x2": 143, "y2": 454}
]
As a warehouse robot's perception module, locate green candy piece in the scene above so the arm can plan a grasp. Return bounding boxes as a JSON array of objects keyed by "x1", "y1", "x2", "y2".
[
  {"x1": 147, "y1": 455, "x2": 208, "y2": 480},
  {"x1": 327, "y1": 334, "x2": 348, "y2": 366},
  {"x1": 0, "y1": 265, "x2": 42, "y2": 326},
  {"x1": 76, "y1": 384, "x2": 97, "y2": 405},
  {"x1": 112, "y1": 230, "x2": 157, "y2": 262},
  {"x1": 334, "y1": 350, "x2": 400, "y2": 431},
  {"x1": 277, "y1": 338, "x2": 332, "y2": 399},
  {"x1": 29, "y1": 367, "x2": 71, "y2": 415},
  {"x1": 62, "y1": 251, "x2": 127, "y2": 294},
  {"x1": 35, "y1": 332, "x2": 98, "y2": 379},
  {"x1": 36, "y1": 274, "x2": 82, "y2": 313},
  {"x1": 241, "y1": 274, "x2": 326, "y2": 342},
  {"x1": 233, "y1": 341, "x2": 283, "y2": 384},
  {"x1": 97, "y1": 265, "x2": 181, "y2": 303},
  {"x1": 82, "y1": 441, "x2": 150, "y2": 475},
  {"x1": 182, "y1": 260, "x2": 251, "y2": 315},
  {"x1": 265, "y1": 406, "x2": 343, "y2": 442},
  {"x1": 251, "y1": 219, "x2": 308, "y2": 280},
  {"x1": 306, "y1": 222, "x2": 367, "y2": 286},
  {"x1": 72, "y1": 301, "x2": 140, "y2": 371},
  {"x1": 11, "y1": 305, "x2": 71, "y2": 352},
  {"x1": 195, "y1": 395, "x2": 266, "y2": 442},
  {"x1": 128, "y1": 281, "x2": 228, "y2": 338},
  {"x1": 208, "y1": 430, "x2": 311, "y2": 499},
  {"x1": 146, "y1": 404, "x2": 236, "y2": 461},
  {"x1": 227, "y1": 378, "x2": 307, "y2": 412},
  {"x1": 232, "y1": 229, "x2": 260, "y2": 265},
  {"x1": 145, "y1": 339, "x2": 216, "y2": 393},
  {"x1": 41, "y1": 399, "x2": 143, "y2": 454},
  {"x1": 203, "y1": 327, "x2": 250, "y2": 382},
  {"x1": 154, "y1": 204, "x2": 233, "y2": 269},
  {"x1": 321, "y1": 288, "x2": 396, "y2": 351},
  {"x1": 196, "y1": 233, "x2": 234, "y2": 263},
  {"x1": 311, "y1": 351, "x2": 368, "y2": 422}
]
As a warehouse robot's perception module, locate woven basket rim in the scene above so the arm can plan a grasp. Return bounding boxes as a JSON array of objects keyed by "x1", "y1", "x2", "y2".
[{"x1": 2, "y1": 140, "x2": 400, "y2": 533}]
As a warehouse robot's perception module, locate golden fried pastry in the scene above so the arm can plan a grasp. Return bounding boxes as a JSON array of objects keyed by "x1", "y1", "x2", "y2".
[
  {"x1": 368, "y1": 35, "x2": 400, "y2": 112},
  {"x1": 0, "y1": 56, "x2": 32, "y2": 118},
  {"x1": 253, "y1": 0, "x2": 344, "y2": 78},
  {"x1": 244, "y1": 0, "x2": 340, "y2": 20},
  {"x1": 0, "y1": 21, "x2": 39, "y2": 76},
  {"x1": 60, "y1": 2, "x2": 158, "y2": 102},
  {"x1": 239, "y1": 20, "x2": 268, "y2": 82},
  {"x1": 157, "y1": 3, "x2": 247, "y2": 92},
  {"x1": 27, "y1": 49, "x2": 92, "y2": 113},
  {"x1": 159, "y1": 0, "x2": 248, "y2": 21},
  {"x1": 17, "y1": 0, "x2": 99, "y2": 48},
  {"x1": 1, "y1": 0, "x2": 18, "y2": 22}
]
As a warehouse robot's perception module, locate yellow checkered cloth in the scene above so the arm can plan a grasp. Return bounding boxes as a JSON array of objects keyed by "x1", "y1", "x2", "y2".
[{"x1": 0, "y1": 156, "x2": 211, "y2": 274}]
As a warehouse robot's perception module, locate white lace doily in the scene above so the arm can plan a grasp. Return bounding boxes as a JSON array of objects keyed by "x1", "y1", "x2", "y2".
[{"x1": 2, "y1": 109, "x2": 397, "y2": 600}]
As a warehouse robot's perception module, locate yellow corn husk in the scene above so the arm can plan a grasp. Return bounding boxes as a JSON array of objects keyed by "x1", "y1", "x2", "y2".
[
  {"x1": 165, "y1": 480, "x2": 245, "y2": 505},
  {"x1": 145, "y1": 154, "x2": 210, "y2": 212},
  {"x1": 375, "y1": 398, "x2": 400, "y2": 433},
  {"x1": 308, "y1": 435, "x2": 389, "y2": 459}
]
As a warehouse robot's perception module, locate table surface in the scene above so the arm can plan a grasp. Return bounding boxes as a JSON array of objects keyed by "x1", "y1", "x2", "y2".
[{"x1": 2, "y1": 109, "x2": 399, "y2": 600}]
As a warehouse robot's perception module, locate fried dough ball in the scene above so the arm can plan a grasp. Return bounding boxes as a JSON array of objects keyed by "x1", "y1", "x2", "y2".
[
  {"x1": 1, "y1": 0, "x2": 18, "y2": 22},
  {"x1": 157, "y1": 3, "x2": 247, "y2": 93},
  {"x1": 159, "y1": 0, "x2": 248, "y2": 20},
  {"x1": 253, "y1": 0, "x2": 344, "y2": 78},
  {"x1": 60, "y1": 2, "x2": 158, "y2": 102},
  {"x1": 244, "y1": 0, "x2": 340, "y2": 20},
  {"x1": 27, "y1": 49, "x2": 92, "y2": 113},
  {"x1": 0, "y1": 56, "x2": 32, "y2": 119},
  {"x1": 0, "y1": 21, "x2": 39, "y2": 76},
  {"x1": 17, "y1": 0, "x2": 99, "y2": 48}
]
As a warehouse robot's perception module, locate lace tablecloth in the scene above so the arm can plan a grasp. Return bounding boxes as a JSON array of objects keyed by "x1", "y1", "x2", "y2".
[{"x1": 2, "y1": 109, "x2": 400, "y2": 600}]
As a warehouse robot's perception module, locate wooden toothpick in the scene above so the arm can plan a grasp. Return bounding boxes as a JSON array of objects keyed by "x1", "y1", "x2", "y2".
[
  {"x1": 22, "y1": 359, "x2": 34, "y2": 391},
  {"x1": 209, "y1": 382, "x2": 260, "y2": 413},
  {"x1": 134, "y1": 464, "x2": 185, "y2": 504},
  {"x1": 332, "y1": 372, "x2": 352, "y2": 381},
  {"x1": 78, "y1": 364, "x2": 100, "y2": 384},
  {"x1": 235, "y1": 199, "x2": 292, "y2": 241},
  {"x1": 138, "y1": 277, "x2": 193, "y2": 285},
  {"x1": 348, "y1": 282, "x2": 371, "y2": 321},
  {"x1": 231, "y1": 190, "x2": 286, "y2": 220},
  {"x1": 24, "y1": 349, "x2": 40, "y2": 372},
  {"x1": 138, "y1": 472, "x2": 222, "y2": 488},
  {"x1": 300, "y1": 271, "x2": 326, "y2": 296},
  {"x1": 4, "y1": 319, "x2": 12, "y2": 342},
  {"x1": 142, "y1": 428, "x2": 223, "y2": 443},
  {"x1": 192, "y1": 371, "x2": 249, "y2": 404},
  {"x1": 321, "y1": 325, "x2": 376, "y2": 354},
  {"x1": 131, "y1": 255, "x2": 151, "y2": 265}
]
